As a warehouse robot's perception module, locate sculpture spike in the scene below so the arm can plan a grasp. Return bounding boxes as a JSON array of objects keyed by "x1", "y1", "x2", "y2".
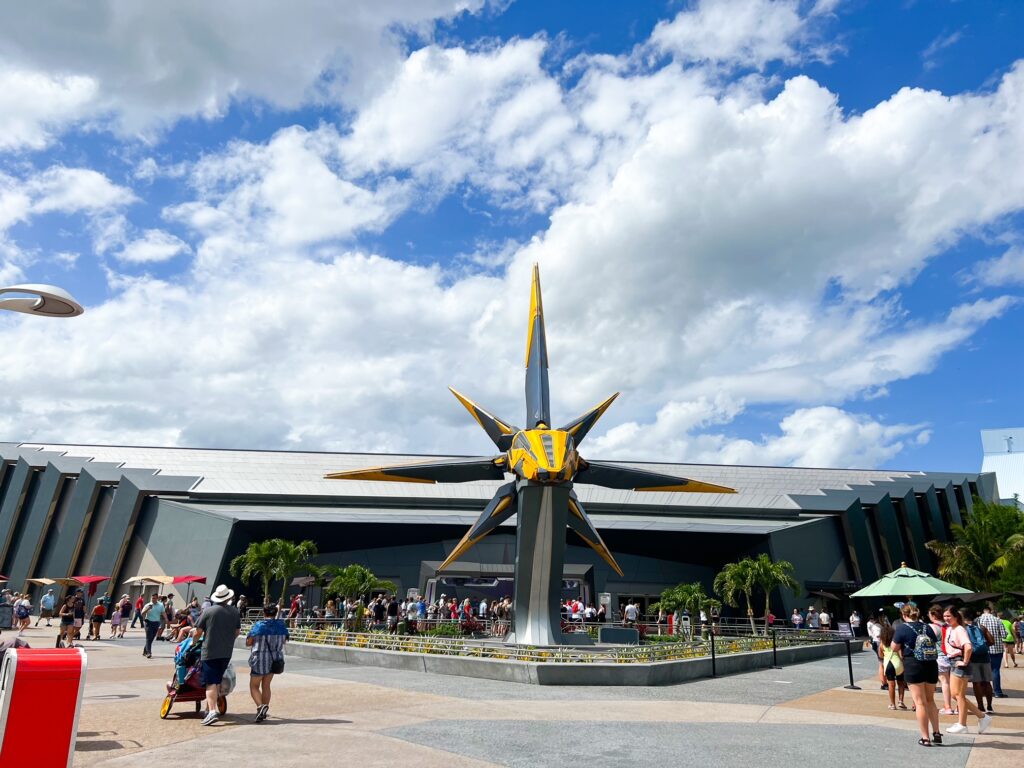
[
  {"x1": 437, "y1": 482, "x2": 518, "y2": 571},
  {"x1": 524, "y1": 263, "x2": 551, "y2": 428},
  {"x1": 558, "y1": 392, "x2": 619, "y2": 446},
  {"x1": 567, "y1": 492, "x2": 623, "y2": 577},
  {"x1": 448, "y1": 387, "x2": 520, "y2": 451}
]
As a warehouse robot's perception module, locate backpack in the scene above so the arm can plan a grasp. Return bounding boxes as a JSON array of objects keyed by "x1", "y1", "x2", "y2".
[
  {"x1": 911, "y1": 622, "x2": 937, "y2": 662},
  {"x1": 965, "y1": 623, "x2": 989, "y2": 659}
]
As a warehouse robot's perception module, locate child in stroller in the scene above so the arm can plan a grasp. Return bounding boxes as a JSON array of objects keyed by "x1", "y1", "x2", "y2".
[
  {"x1": 159, "y1": 634, "x2": 231, "y2": 719},
  {"x1": 174, "y1": 634, "x2": 202, "y2": 688}
]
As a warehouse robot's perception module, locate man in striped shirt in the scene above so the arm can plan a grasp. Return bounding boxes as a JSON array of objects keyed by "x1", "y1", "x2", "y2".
[{"x1": 978, "y1": 605, "x2": 1006, "y2": 699}]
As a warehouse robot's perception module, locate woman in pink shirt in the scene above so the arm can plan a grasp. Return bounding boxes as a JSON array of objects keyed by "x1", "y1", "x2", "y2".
[{"x1": 942, "y1": 606, "x2": 991, "y2": 735}]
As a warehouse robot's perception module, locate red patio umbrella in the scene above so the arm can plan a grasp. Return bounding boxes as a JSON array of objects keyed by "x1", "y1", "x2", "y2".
[
  {"x1": 71, "y1": 575, "x2": 109, "y2": 597},
  {"x1": 173, "y1": 575, "x2": 207, "y2": 603}
]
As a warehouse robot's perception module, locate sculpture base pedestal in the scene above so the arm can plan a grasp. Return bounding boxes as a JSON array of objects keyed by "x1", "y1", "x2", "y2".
[{"x1": 511, "y1": 482, "x2": 569, "y2": 647}]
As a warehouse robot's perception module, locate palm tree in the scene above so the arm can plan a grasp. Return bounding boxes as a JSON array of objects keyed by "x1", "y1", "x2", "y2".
[
  {"x1": 229, "y1": 540, "x2": 278, "y2": 602},
  {"x1": 657, "y1": 581, "x2": 709, "y2": 638},
  {"x1": 325, "y1": 564, "x2": 397, "y2": 602},
  {"x1": 927, "y1": 498, "x2": 1024, "y2": 591},
  {"x1": 713, "y1": 559, "x2": 758, "y2": 633},
  {"x1": 271, "y1": 539, "x2": 318, "y2": 604},
  {"x1": 751, "y1": 554, "x2": 799, "y2": 633}
]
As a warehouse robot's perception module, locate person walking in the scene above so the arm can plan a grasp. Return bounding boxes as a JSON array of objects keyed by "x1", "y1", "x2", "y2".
[
  {"x1": 1000, "y1": 613, "x2": 1017, "y2": 669},
  {"x1": 130, "y1": 594, "x2": 144, "y2": 628},
  {"x1": 58, "y1": 596, "x2": 76, "y2": 648},
  {"x1": 962, "y1": 606, "x2": 995, "y2": 713},
  {"x1": 879, "y1": 624, "x2": 908, "y2": 710},
  {"x1": 977, "y1": 605, "x2": 1006, "y2": 699},
  {"x1": 246, "y1": 603, "x2": 289, "y2": 722},
  {"x1": 117, "y1": 596, "x2": 132, "y2": 638},
  {"x1": 36, "y1": 589, "x2": 56, "y2": 627},
  {"x1": 892, "y1": 603, "x2": 941, "y2": 746},
  {"x1": 194, "y1": 584, "x2": 241, "y2": 726},
  {"x1": 928, "y1": 605, "x2": 955, "y2": 715},
  {"x1": 942, "y1": 606, "x2": 992, "y2": 735},
  {"x1": 141, "y1": 595, "x2": 165, "y2": 658}
]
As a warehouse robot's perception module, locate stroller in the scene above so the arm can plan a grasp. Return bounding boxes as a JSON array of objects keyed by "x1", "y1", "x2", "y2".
[{"x1": 159, "y1": 635, "x2": 235, "y2": 719}]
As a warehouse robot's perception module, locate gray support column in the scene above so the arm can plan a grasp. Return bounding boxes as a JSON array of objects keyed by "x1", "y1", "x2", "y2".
[
  {"x1": 939, "y1": 483, "x2": 963, "y2": 528},
  {"x1": 894, "y1": 489, "x2": 930, "y2": 570},
  {"x1": 39, "y1": 464, "x2": 131, "y2": 580},
  {"x1": 959, "y1": 482, "x2": 974, "y2": 517},
  {"x1": 5, "y1": 457, "x2": 88, "y2": 590},
  {"x1": 511, "y1": 481, "x2": 569, "y2": 646},
  {"x1": 918, "y1": 487, "x2": 947, "y2": 545},
  {"x1": 87, "y1": 473, "x2": 198, "y2": 595},
  {"x1": 838, "y1": 500, "x2": 879, "y2": 584},
  {"x1": 0, "y1": 452, "x2": 63, "y2": 569},
  {"x1": 872, "y1": 495, "x2": 906, "y2": 571}
]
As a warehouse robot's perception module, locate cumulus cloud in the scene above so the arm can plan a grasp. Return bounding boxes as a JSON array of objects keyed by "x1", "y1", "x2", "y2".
[
  {"x1": 1, "y1": 10, "x2": 1023, "y2": 471},
  {"x1": 590, "y1": 403, "x2": 929, "y2": 469},
  {"x1": 0, "y1": 68, "x2": 97, "y2": 150},
  {"x1": 0, "y1": 167, "x2": 134, "y2": 282},
  {"x1": 967, "y1": 247, "x2": 1024, "y2": 287},
  {"x1": 342, "y1": 39, "x2": 583, "y2": 209},
  {"x1": 0, "y1": 1, "x2": 483, "y2": 138},
  {"x1": 650, "y1": 0, "x2": 806, "y2": 69},
  {"x1": 117, "y1": 230, "x2": 191, "y2": 264}
]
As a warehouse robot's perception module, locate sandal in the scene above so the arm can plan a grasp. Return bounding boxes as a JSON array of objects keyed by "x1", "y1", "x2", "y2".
[
  {"x1": 932, "y1": 733, "x2": 942, "y2": 745},
  {"x1": 898, "y1": 702, "x2": 909, "y2": 710},
  {"x1": 918, "y1": 738, "x2": 931, "y2": 747},
  {"x1": 888, "y1": 704, "x2": 897, "y2": 710}
]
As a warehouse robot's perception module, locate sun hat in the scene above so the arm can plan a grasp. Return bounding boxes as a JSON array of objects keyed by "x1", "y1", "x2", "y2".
[{"x1": 210, "y1": 584, "x2": 235, "y2": 604}]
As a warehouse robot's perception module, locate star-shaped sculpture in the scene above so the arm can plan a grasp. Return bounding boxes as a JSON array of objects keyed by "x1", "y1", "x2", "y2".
[{"x1": 327, "y1": 265, "x2": 735, "y2": 579}]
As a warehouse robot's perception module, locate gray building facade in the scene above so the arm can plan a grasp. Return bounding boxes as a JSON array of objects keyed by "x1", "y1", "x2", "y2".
[{"x1": 0, "y1": 441, "x2": 998, "y2": 618}]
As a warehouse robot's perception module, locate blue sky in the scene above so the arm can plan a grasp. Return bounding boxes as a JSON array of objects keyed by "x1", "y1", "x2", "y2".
[{"x1": 0, "y1": 0, "x2": 1021, "y2": 473}]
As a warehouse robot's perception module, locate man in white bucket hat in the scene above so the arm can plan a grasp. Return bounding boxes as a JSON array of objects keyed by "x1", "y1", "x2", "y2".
[{"x1": 194, "y1": 584, "x2": 241, "y2": 725}]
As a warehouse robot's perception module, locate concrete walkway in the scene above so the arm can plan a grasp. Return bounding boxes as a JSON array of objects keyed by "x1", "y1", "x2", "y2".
[{"x1": 12, "y1": 626, "x2": 1018, "y2": 767}]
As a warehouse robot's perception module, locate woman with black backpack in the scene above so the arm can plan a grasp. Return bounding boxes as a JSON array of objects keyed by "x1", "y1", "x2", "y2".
[
  {"x1": 891, "y1": 603, "x2": 941, "y2": 746},
  {"x1": 942, "y1": 605, "x2": 992, "y2": 736}
]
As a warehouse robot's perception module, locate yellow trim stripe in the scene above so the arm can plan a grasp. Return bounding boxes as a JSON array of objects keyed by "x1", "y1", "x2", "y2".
[
  {"x1": 490, "y1": 496, "x2": 512, "y2": 518},
  {"x1": 525, "y1": 262, "x2": 547, "y2": 368},
  {"x1": 324, "y1": 469, "x2": 435, "y2": 484},
  {"x1": 568, "y1": 499, "x2": 624, "y2": 577},
  {"x1": 634, "y1": 480, "x2": 737, "y2": 494},
  {"x1": 448, "y1": 387, "x2": 514, "y2": 434},
  {"x1": 567, "y1": 392, "x2": 619, "y2": 435}
]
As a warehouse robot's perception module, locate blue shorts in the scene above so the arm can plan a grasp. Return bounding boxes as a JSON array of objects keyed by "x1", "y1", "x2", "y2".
[{"x1": 201, "y1": 658, "x2": 230, "y2": 686}]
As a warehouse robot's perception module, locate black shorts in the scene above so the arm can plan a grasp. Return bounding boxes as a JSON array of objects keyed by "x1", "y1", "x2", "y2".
[
  {"x1": 201, "y1": 657, "x2": 231, "y2": 686},
  {"x1": 884, "y1": 662, "x2": 904, "y2": 682},
  {"x1": 903, "y1": 657, "x2": 938, "y2": 685}
]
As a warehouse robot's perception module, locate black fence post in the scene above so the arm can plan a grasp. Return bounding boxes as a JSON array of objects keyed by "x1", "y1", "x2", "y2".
[
  {"x1": 843, "y1": 639, "x2": 861, "y2": 690},
  {"x1": 710, "y1": 627, "x2": 717, "y2": 678},
  {"x1": 770, "y1": 629, "x2": 781, "y2": 670}
]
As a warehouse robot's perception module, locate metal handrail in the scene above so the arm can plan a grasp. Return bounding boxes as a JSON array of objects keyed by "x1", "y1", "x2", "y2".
[{"x1": 247, "y1": 623, "x2": 825, "y2": 664}]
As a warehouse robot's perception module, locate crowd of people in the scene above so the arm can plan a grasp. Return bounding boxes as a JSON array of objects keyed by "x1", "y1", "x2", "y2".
[{"x1": 866, "y1": 602, "x2": 1021, "y2": 744}]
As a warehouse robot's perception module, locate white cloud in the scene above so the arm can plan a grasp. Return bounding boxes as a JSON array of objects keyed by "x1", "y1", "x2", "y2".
[
  {"x1": 0, "y1": 68, "x2": 97, "y2": 150},
  {"x1": 589, "y1": 402, "x2": 928, "y2": 469},
  {"x1": 967, "y1": 247, "x2": 1024, "y2": 287},
  {"x1": 2, "y1": 19, "x2": 1023, "y2": 472},
  {"x1": 0, "y1": 1, "x2": 483, "y2": 138},
  {"x1": 26, "y1": 167, "x2": 136, "y2": 215},
  {"x1": 650, "y1": 0, "x2": 805, "y2": 69},
  {"x1": 117, "y1": 229, "x2": 191, "y2": 264},
  {"x1": 166, "y1": 126, "x2": 407, "y2": 270},
  {"x1": 0, "y1": 167, "x2": 134, "y2": 282},
  {"x1": 342, "y1": 39, "x2": 583, "y2": 210}
]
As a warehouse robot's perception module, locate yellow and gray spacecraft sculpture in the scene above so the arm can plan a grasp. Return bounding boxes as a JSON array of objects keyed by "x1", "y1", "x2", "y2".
[{"x1": 327, "y1": 265, "x2": 735, "y2": 645}]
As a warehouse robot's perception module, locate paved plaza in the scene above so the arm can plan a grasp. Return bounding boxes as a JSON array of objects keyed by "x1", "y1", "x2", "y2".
[{"x1": 23, "y1": 624, "x2": 1016, "y2": 767}]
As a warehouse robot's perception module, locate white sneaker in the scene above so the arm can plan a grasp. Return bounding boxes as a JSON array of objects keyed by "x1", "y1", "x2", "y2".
[
  {"x1": 201, "y1": 709, "x2": 219, "y2": 726},
  {"x1": 946, "y1": 723, "x2": 968, "y2": 734},
  {"x1": 978, "y1": 715, "x2": 992, "y2": 734}
]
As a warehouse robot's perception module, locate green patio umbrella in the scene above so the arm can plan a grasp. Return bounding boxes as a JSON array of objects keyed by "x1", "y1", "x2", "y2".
[{"x1": 850, "y1": 562, "x2": 972, "y2": 599}]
